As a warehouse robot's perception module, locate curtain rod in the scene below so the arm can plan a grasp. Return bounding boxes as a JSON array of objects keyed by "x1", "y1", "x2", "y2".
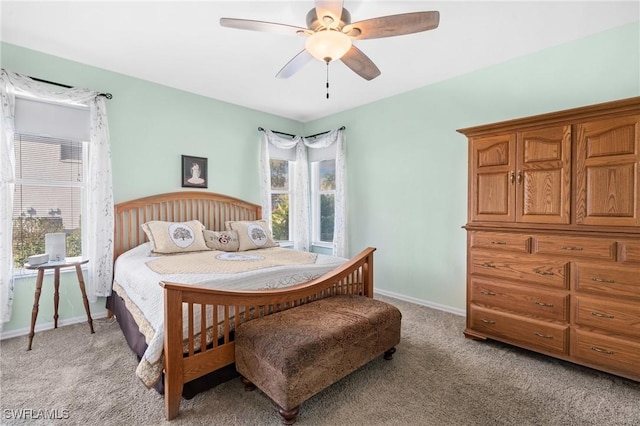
[
  {"x1": 258, "y1": 126, "x2": 345, "y2": 139},
  {"x1": 29, "y1": 76, "x2": 113, "y2": 99}
]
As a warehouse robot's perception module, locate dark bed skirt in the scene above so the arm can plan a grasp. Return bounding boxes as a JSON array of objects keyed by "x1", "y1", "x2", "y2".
[{"x1": 106, "y1": 289, "x2": 238, "y2": 399}]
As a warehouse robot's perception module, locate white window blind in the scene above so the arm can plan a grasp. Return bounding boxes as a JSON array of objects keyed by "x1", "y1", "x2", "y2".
[
  {"x1": 307, "y1": 143, "x2": 336, "y2": 162},
  {"x1": 14, "y1": 96, "x2": 90, "y2": 141},
  {"x1": 268, "y1": 144, "x2": 297, "y2": 161}
]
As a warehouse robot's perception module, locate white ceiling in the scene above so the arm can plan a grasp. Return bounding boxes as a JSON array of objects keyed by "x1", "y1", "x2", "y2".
[{"x1": 1, "y1": 1, "x2": 638, "y2": 122}]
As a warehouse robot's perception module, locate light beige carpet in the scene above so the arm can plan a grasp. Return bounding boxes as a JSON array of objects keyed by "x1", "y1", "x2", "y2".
[{"x1": 1, "y1": 296, "x2": 639, "y2": 426}]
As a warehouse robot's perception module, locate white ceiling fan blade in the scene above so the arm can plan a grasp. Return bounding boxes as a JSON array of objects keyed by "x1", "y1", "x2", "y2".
[
  {"x1": 340, "y1": 45, "x2": 381, "y2": 81},
  {"x1": 315, "y1": 0, "x2": 344, "y2": 27},
  {"x1": 344, "y1": 11, "x2": 440, "y2": 40},
  {"x1": 220, "y1": 18, "x2": 307, "y2": 36},
  {"x1": 276, "y1": 50, "x2": 314, "y2": 79}
]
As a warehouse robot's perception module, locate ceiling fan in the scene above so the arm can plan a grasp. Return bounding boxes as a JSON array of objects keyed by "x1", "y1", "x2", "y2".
[{"x1": 220, "y1": 0, "x2": 440, "y2": 81}]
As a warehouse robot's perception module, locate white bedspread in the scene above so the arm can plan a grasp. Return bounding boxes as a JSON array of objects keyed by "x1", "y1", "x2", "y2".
[{"x1": 113, "y1": 243, "x2": 347, "y2": 387}]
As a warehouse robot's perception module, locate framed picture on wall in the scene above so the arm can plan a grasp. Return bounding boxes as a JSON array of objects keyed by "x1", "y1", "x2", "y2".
[{"x1": 182, "y1": 155, "x2": 208, "y2": 188}]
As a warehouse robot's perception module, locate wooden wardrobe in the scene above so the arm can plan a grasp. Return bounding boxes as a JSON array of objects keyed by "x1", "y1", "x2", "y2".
[{"x1": 458, "y1": 97, "x2": 640, "y2": 382}]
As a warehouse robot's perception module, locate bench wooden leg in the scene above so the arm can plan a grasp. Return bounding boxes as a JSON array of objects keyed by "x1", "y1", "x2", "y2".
[
  {"x1": 277, "y1": 405, "x2": 299, "y2": 425},
  {"x1": 241, "y1": 376, "x2": 256, "y2": 391},
  {"x1": 383, "y1": 347, "x2": 396, "y2": 360}
]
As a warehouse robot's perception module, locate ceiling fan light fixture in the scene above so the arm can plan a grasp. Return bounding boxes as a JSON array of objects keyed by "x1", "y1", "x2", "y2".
[{"x1": 305, "y1": 29, "x2": 352, "y2": 63}]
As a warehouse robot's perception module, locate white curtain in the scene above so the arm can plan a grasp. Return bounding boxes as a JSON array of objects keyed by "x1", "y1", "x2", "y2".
[
  {"x1": 0, "y1": 70, "x2": 114, "y2": 326},
  {"x1": 303, "y1": 129, "x2": 347, "y2": 257},
  {"x1": 260, "y1": 130, "x2": 309, "y2": 251},
  {"x1": 0, "y1": 71, "x2": 16, "y2": 326},
  {"x1": 260, "y1": 128, "x2": 347, "y2": 257}
]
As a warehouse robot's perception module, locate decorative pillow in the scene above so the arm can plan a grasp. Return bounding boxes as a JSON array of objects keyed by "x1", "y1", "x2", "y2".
[
  {"x1": 203, "y1": 230, "x2": 240, "y2": 252},
  {"x1": 141, "y1": 220, "x2": 209, "y2": 255},
  {"x1": 225, "y1": 220, "x2": 278, "y2": 251}
]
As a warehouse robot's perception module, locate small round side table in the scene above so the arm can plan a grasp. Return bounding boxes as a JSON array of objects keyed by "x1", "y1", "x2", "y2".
[{"x1": 24, "y1": 257, "x2": 95, "y2": 351}]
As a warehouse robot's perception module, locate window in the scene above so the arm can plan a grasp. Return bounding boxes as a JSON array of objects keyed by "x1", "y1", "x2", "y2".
[
  {"x1": 269, "y1": 159, "x2": 293, "y2": 242},
  {"x1": 311, "y1": 159, "x2": 336, "y2": 245},
  {"x1": 12, "y1": 134, "x2": 86, "y2": 269},
  {"x1": 261, "y1": 128, "x2": 345, "y2": 255},
  {"x1": 10, "y1": 96, "x2": 90, "y2": 271}
]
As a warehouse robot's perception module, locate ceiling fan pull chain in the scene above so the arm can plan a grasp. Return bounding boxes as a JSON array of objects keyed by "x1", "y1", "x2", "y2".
[{"x1": 326, "y1": 61, "x2": 330, "y2": 99}]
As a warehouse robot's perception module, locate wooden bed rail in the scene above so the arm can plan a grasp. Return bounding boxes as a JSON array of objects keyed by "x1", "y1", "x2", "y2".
[{"x1": 160, "y1": 246, "x2": 375, "y2": 420}]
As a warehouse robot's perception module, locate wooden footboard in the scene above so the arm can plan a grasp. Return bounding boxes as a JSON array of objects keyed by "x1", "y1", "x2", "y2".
[{"x1": 160, "y1": 246, "x2": 375, "y2": 420}]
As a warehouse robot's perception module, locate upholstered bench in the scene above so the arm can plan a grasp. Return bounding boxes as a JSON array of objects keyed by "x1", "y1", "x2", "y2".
[{"x1": 235, "y1": 294, "x2": 402, "y2": 425}]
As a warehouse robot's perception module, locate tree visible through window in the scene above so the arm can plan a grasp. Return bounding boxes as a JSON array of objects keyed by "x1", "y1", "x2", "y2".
[
  {"x1": 270, "y1": 159, "x2": 291, "y2": 241},
  {"x1": 314, "y1": 159, "x2": 336, "y2": 243},
  {"x1": 267, "y1": 158, "x2": 336, "y2": 245},
  {"x1": 12, "y1": 134, "x2": 84, "y2": 268}
]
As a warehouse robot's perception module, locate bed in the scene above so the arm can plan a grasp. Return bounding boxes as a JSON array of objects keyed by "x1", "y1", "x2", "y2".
[{"x1": 107, "y1": 191, "x2": 375, "y2": 420}]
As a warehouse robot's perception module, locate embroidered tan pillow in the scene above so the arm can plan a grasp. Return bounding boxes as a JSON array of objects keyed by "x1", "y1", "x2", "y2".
[
  {"x1": 203, "y1": 230, "x2": 240, "y2": 252},
  {"x1": 225, "y1": 220, "x2": 278, "y2": 251},
  {"x1": 141, "y1": 220, "x2": 209, "y2": 254}
]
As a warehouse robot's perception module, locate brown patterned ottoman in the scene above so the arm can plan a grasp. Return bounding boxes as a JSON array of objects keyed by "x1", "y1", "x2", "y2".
[{"x1": 235, "y1": 294, "x2": 402, "y2": 425}]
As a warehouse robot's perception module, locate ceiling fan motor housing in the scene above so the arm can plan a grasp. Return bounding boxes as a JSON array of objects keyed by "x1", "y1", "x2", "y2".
[{"x1": 306, "y1": 8, "x2": 351, "y2": 31}]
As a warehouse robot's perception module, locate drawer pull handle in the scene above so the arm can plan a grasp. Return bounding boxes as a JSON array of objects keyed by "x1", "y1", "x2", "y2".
[
  {"x1": 490, "y1": 241, "x2": 507, "y2": 245},
  {"x1": 534, "y1": 301, "x2": 554, "y2": 308},
  {"x1": 560, "y1": 246, "x2": 583, "y2": 251},
  {"x1": 590, "y1": 346, "x2": 614, "y2": 355},
  {"x1": 591, "y1": 277, "x2": 615, "y2": 284},
  {"x1": 481, "y1": 262, "x2": 496, "y2": 268},
  {"x1": 534, "y1": 332, "x2": 554, "y2": 339},
  {"x1": 480, "y1": 290, "x2": 496, "y2": 296},
  {"x1": 533, "y1": 268, "x2": 554, "y2": 276},
  {"x1": 480, "y1": 319, "x2": 495, "y2": 324},
  {"x1": 590, "y1": 311, "x2": 614, "y2": 319}
]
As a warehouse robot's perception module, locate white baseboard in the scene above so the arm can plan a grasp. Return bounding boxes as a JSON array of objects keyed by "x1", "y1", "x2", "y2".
[
  {"x1": 375, "y1": 288, "x2": 466, "y2": 317},
  {"x1": 0, "y1": 311, "x2": 109, "y2": 340},
  {"x1": 1, "y1": 292, "x2": 464, "y2": 340}
]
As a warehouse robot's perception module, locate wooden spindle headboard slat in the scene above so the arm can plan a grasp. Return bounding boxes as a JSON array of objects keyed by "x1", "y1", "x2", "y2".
[{"x1": 113, "y1": 191, "x2": 262, "y2": 260}]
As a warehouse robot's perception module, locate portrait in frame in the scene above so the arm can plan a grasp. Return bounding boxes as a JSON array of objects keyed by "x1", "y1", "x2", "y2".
[{"x1": 182, "y1": 155, "x2": 208, "y2": 188}]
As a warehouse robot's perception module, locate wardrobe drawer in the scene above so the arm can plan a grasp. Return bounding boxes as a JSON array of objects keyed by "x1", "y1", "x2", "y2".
[
  {"x1": 534, "y1": 235, "x2": 616, "y2": 260},
  {"x1": 469, "y1": 306, "x2": 568, "y2": 355},
  {"x1": 572, "y1": 329, "x2": 640, "y2": 376},
  {"x1": 574, "y1": 263, "x2": 640, "y2": 300},
  {"x1": 470, "y1": 278, "x2": 568, "y2": 321},
  {"x1": 618, "y1": 240, "x2": 640, "y2": 264},
  {"x1": 469, "y1": 232, "x2": 531, "y2": 253},
  {"x1": 470, "y1": 251, "x2": 569, "y2": 289},
  {"x1": 574, "y1": 296, "x2": 640, "y2": 338}
]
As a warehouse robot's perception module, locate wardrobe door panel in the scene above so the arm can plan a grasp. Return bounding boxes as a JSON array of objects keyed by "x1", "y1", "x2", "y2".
[{"x1": 575, "y1": 115, "x2": 640, "y2": 227}]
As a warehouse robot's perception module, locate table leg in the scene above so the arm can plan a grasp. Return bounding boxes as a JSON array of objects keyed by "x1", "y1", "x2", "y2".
[
  {"x1": 53, "y1": 267, "x2": 60, "y2": 328},
  {"x1": 28, "y1": 269, "x2": 45, "y2": 351},
  {"x1": 75, "y1": 265, "x2": 94, "y2": 334}
]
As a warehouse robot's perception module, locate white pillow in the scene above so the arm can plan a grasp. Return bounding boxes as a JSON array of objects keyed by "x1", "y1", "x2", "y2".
[
  {"x1": 203, "y1": 230, "x2": 240, "y2": 252},
  {"x1": 141, "y1": 220, "x2": 209, "y2": 255},
  {"x1": 225, "y1": 220, "x2": 278, "y2": 251}
]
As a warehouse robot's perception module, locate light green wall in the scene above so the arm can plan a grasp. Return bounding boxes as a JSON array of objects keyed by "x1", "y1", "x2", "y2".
[
  {"x1": 0, "y1": 43, "x2": 302, "y2": 204},
  {"x1": 0, "y1": 42, "x2": 302, "y2": 335},
  {"x1": 303, "y1": 22, "x2": 640, "y2": 311},
  {"x1": 1, "y1": 22, "x2": 638, "y2": 334}
]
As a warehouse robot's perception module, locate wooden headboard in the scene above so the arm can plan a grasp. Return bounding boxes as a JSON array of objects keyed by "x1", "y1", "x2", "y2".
[{"x1": 114, "y1": 191, "x2": 262, "y2": 260}]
